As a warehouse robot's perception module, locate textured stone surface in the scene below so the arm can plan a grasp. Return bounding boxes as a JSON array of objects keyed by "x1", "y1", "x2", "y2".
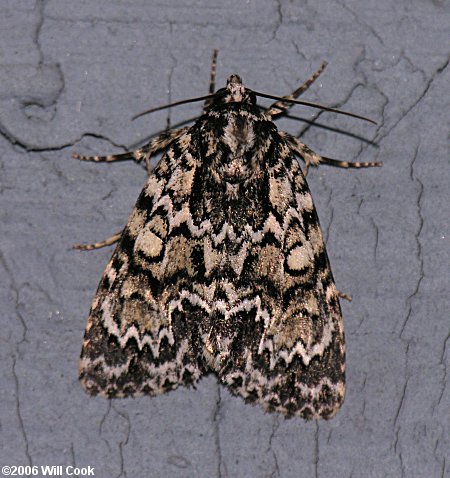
[{"x1": 1, "y1": 1, "x2": 449, "y2": 477}]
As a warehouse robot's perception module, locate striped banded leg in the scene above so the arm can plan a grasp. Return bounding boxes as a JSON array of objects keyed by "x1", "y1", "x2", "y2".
[
  {"x1": 73, "y1": 231, "x2": 122, "y2": 251},
  {"x1": 73, "y1": 127, "x2": 189, "y2": 250},
  {"x1": 280, "y1": 132, "x2": 382, "y2": 175},
  {"x1": 73, "y1": 127, "x2": 189, "y2": 175}
]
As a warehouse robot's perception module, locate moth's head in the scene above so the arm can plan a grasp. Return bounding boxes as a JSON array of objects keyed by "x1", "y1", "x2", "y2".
[{"x1": 213, "y1": 75, "x2": 257, "y2": 106}]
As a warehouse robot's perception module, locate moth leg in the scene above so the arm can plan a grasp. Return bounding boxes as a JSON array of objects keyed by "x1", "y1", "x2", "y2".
[
  {"x1": 73, "y1": 127, "x2": 189, "y2": 175},
  {"x1": 203, "y1": 49, "x2": 218, "y2": 111},
  {"x1": 73, "y1": 151, "x2": 137, "y2": 163},
  {"x1": 265, "y1": 61, "x2": 328, "y2": 118},
  {"x1": 73, "y1": 230, "x2": 122, "y2": 251},
  {"x1": 73, "y1": 129, "x2": 190, "y2": 251},
  {"x1": 338, "y1": 291, "x2": 352, "y2": 302},
  {"x1": 318, "y1": 156, "x2": 383, "y2": 171},
  {"x1": 280, "y1": 132, "x2": 382, "y2": 176}
]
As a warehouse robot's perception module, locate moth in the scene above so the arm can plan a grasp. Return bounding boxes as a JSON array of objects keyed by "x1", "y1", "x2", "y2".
[{"x1": 76, "y1": 51, "x2": 380, "y2": 419}]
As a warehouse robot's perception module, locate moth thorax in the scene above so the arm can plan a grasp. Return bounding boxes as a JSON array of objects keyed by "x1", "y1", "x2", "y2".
[{"x1": 217, "y1": 114, "x2": 257, "y2": 183}]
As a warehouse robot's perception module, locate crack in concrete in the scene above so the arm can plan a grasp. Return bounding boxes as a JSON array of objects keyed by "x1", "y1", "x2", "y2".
[
  {"x1": 370, "y1": 217, "x2": 380, "y2": 262},
  {"x1": 437, "y1": 330, "x2": 450, "y2": 405},
  {"x1": 353, "y1": 185, "x2": 364, "y2": 216},
  {"x1": 388, "y1": 130, "x2": 429, "y2": 471},
  {"x1": 314, "y1": 421, "x2": 319, "y2": 478},
  {"x1": 401, "y1": 50, "x2": 427, "y2": 85},
  {"x1": 324, "y1": 203, "x2": 334, "y2": 246},
  {"x1": 213, "y1": 385, "x2": 223, "y2": 478},
  {"x1": 0, "y1": 250, "x2": 28, "y2": 344},
  {"x1": 27, "y1": 0, "x2": 66, "y2": 115},
  {"x1": 399, "y1": 144, "x2": 423, "y2": 338},
  {"x1": 374, "y1": 54, "x2": 450, "y2": 144},
  {"x1": 0, "y1": 158, "x2": 4, "y2": 194},
  {"x1": 70, "y1": 442, "x2": 77, "y2": 468},
  {"x1": 12, "y1": 355, "x2": 32, "y2": 465},
  {"x1": 112, "y1": 405, "x2": 131, "y2": 478},
  {"x1": 272, "y1": 0, "x2": 283, "y2": 40},
  {"x1": 334, "y1": 0, "x2": 385, "y2": 46},
  {"x1": 393, "y1": 338, "x2": 410, "y2": 476},
  {"x1": 374, "y1": 80, "x2": 389, "y2": 120},
  {"x1": 295, "y1": 75, "x2": 371, "y2": 152},
  {"x1": 101, "y1": 187, "x2": 117, "y2": 202},
  {"x1": 360, "y1": 373, "x2": 368, "y2": 421},
  {"x1": 31, "y1": 279, "x2": 58, "y2": 309},
  {"x1": 315, "y1": 175, "x2": 334, "y2": 245},
  {"x1": 0, "y1": 123, "x2": 129, "y2": 155},
  {"x1": 98, "y1": 402, "x2": 113, "y2": 453},
  {"x1": 433, "y1": 430, "x2": 446, "y2": 478},
  {"x1": 290, "y1": 42, "x2": 307, "y2": 62},
  {"x1": 393, "y1": 375, "x2": 409, "y2": 443},
  {"x1": 33, "y1": 0, "x2": 46, "y2": 65},
  {"x1": 43, "y1": 13, "x2": 234, "y2": 29},
  {"x1": 325, "y1": 429, "x2": 332, "y2": 446},
  {"x1": 20, "y1": 62, "x2": 66, "y2": 116},
  {"x1": 266, "y1": 417, "x2": 280, "y2": 477},
  {"x1": 70, "y1": 442, "x2": 76, "y2": 467},
  {"x1": 165, "y1": 53, "x2": 177, "y2": 131}
]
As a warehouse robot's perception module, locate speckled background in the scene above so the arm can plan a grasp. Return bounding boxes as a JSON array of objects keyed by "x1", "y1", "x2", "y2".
[{"x1": 1, "y1": 1, "x2": 449, "y2": 477}]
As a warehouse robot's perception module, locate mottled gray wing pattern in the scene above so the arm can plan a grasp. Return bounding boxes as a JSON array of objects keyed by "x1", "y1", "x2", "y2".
[
  {"x1": 215, "y1": 139, "x2": 345, "y2": 419},
  {"x1": 80, "y1": 81, "x2": 345, "y2": 419},
  {"x1": 79, "y1": 130, "x2": 209, "y2": 397}
]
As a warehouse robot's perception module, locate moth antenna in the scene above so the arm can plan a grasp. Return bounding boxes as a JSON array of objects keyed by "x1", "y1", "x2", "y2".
[
  {"x1": 253, "y1": 90, "x2": 377, "y2": 125},
  {"x1": 132, "y1": 92, "x2": 220, "y2": 120},
  {"x1": 209, "y1": 49, "x2": 219, "y2": 94}
]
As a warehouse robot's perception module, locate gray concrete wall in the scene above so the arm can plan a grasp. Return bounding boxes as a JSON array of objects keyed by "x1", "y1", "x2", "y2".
[{"x1": 1, "y1": 1, "x2": 449, "y2": 477}]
